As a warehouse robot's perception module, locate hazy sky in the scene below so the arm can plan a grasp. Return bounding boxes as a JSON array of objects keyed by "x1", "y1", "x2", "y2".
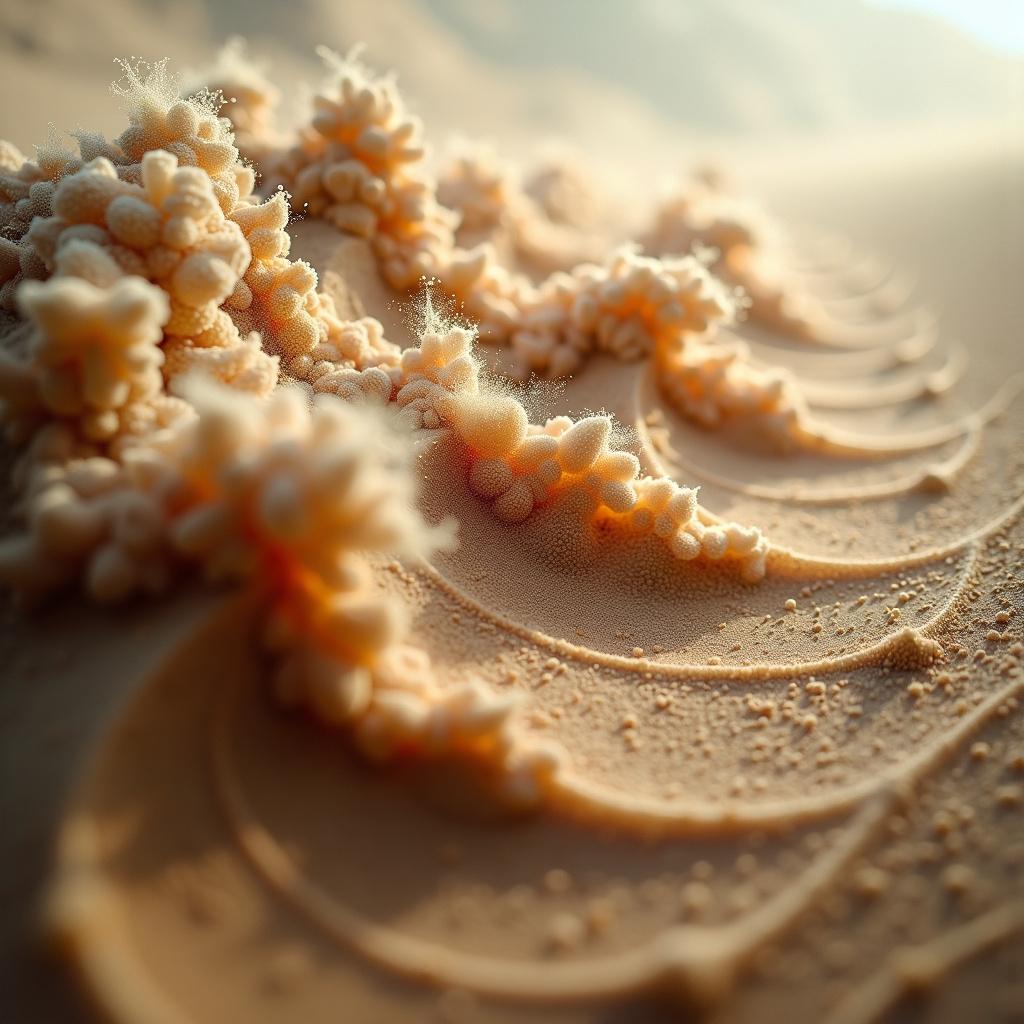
[{"x1": 874, "y1": 0, "x2": 1024, "y2": 54}]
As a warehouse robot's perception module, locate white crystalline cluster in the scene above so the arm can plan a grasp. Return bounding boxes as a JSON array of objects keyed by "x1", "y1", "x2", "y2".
[
  {"x1": 0, "y1": 439, "x2": 181, "y2": 603},
  {"x1": 524, "y1": 153, "x2": 602, "y2": 230},
  {"x1": 658, "y1": 335, "x2": 809, "y2": 450},
  {"x1": 23, "y1": 150, "x2": 279, "y2": 396},
  {"x1": 508, "y1": 247, "x2": 735, "y2": 379},
  {"x1": 183, "y1": 38, "x2": 281, "y2": 166},
  {"x1": 272, "y1": 48, "x2": 456, "y2": 289},
  {"x1": 642, "y1": 178, "x2": 821, "y2": 340},
  {"x1": 110, "y1": 58, "x2": 255, "y2": 214},
  {"x1": 437, "y1": 143, "x2": 603, "y2": 278},
  {"x1": 437, "y1": 144, "x2": 512, "y2": 239},
  {"x1": 386, "y1": 322, "x2": 769, "y2": 580}
]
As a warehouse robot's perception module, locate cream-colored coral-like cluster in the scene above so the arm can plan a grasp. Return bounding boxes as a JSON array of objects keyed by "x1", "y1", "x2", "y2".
[
  {"x1": 437, "y1": 144, "x2": 513, "y2": 240},
  {"x1": 0, "y1": 276, "x2": 190, "y2": 455},
  {"x1": 272, "y1": 48, "x2": 456, "y2": 290},
  {"x1": 292, "y1": 313, "x2": 399, "y2": 402},
  {"x1": 3, "y1": 372, "x2": 561, "y2": 790},
  {"x1": 437, "y1": 143, "x2": 603, "y2": 277},
  {"x1": 432, "y1": 244, "x2": 532, "y2": 344},
  {"x1": 22, "y1": 150, "x2": 278, "y2": 396},
  {"x1": 0, "y1": 58, "x2": 253, "y2": 309},
  {"x1": 183, "y1": 38, "x2": 281, "y2": 167},
  {"x1": 383, "y1": 322, "x2": 769, "y2": 581},
  {"x1": 642, "y1": 178, "x2": 819, "y2": 340},
  {"x1": 289, "y1": 311, "x2": 768, "y2": 580},
  {"x1": 0, "y1": 357, "x2": 564, "y2": 789},
  {"x1": 422, "y1": 244, "x2": 735, "y2": 381},
  {"x1": 227, "y1": 189, "x2": 401, "y2": 392},
  {"x1": 2, "y1": 56, "x2": 424, "y2": 449},
  {"x1": 0, "y1": 61, "x2": 271, "y2": 380},
  {"x1": 110, "y1": 58, "x2": 255, "y2": 215},
  {"x1": 230, "y1": 388, "x2": 556, "y2": 788},
  {"x1": 657, "y1": 335, "x2": 809, "y2": 451},
  {"x1": 524, "y1": 152, "x2": 603, "y2": 230},
  {"x1": 642, "y1": 182, "x2": 764, "y2": 268},
  {"x1": 2, "y1": 59, "x2": 254, "y2": 270},
  {"x1": 109, "y1": 62, "x2": 398, "y2": 395},
  {"x1": 228, "y1": 191, "x2": 322, "y2": 358},
  {"x1": 3, "y1": 52, "x2": 818, "y2": 470},
  {"x1": 0, "y1": 139, "x2": 93, "y2": 309},
  {"x1": 507, "y1": 246, "x2": 736, "y2": 378},
  {"x1": 0, "y1": 425, "x2": 181, "y2": 603},
  {"x1": 0, "y1": 56, "x2": 427, "y2": 619},
  {"x1": 274, "y1": 53, "x2": 778, "y2": 423},
  {"x1": 0, "y1": 140, "x2": 60, "y2": 245}
]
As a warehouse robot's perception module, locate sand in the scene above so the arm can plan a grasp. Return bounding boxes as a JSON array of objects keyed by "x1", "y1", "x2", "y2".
[{"x1": 2, "y1": 10, "x2": 1024, "y2": 1024}]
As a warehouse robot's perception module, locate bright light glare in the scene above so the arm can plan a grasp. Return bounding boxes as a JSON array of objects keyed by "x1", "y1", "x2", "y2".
[{"x1": 871, "y1": 0, "x2": 1024, "y2": 55}]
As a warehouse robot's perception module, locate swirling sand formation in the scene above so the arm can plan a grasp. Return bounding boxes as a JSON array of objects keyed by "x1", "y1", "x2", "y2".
[{"x1": 0, "y1": 44, "x2": 1021, "y2": 1024}]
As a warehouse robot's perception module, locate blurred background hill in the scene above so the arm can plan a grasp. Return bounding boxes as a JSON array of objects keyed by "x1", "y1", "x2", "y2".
[{"x1": 1, "y1": 0, "x2": 1019, "y2": 164}]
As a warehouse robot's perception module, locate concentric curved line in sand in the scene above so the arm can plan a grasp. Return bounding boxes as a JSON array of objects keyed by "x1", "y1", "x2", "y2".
[
  {"x1": 797, "y1": 374, "x2": 1020, "y2": 454},
  {"x1": 645, "y1": 418, "x2": 981, "y2": 505},
  {"x1": 823, "y1": 902, "x2": 1024, "y2": 1024},
  {"x1": 210, "y1": 642, "x2": 901, "y2": 1004},
  {"x1": 639, "y1": 367, "x2": 1023, "y2": 504},
  {"x1": 799, "y1": 307, "x2": 937, "y2": 353},
  {"x1": 796, "y1": 342, "x2": 966, "y2": 409},
  {"x1": 47, "y1": 821, "x2": 193, "y2": 1024},
  {"x1": 659, "y1": 365, "x2": 1021, "y2": 460},
  {"x1": 747, "y1": 495, "x2": 1022, "y2": 572},
  {"x1": 780, "y1": 228, "x2": 866, "y2": 275},
  {"x1": 416, "y1": 532, "x2": 975, "y2": 680},
  {"x1": 541, "y1": 674, "x2": 1023, "y2": 834},
  {"x1": 810, "y1": 268, "x2": 917, "y2": 317},
  {"x1": 742, "y1": 313, "x2": 938, "y2": 368},
  {"x1": 210, "y1": 656, "x2": 1024, "y2": 998}
]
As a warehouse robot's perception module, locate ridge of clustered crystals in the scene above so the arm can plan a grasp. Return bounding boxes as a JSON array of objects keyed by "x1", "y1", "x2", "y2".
[
  {"x1": 0, "y1": 47, "x2": 783, "y2": 786},
  {"x1": 262, "y1": 48, "x2": 810, "y2": 444}
]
